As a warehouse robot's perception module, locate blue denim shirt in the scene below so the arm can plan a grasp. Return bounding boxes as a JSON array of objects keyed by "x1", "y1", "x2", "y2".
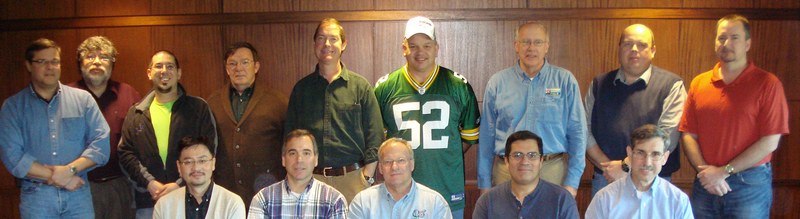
[
  {"x1": 478, "y1": 60, "x2": 587, "y2": 189},
  {"x1": 0, "y1": 83, "x2": 110, "y2": 182}
]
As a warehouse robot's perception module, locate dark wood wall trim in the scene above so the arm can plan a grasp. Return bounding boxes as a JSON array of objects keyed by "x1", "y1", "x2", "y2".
[
  {"x1": 3, "y1": 8, "x2": 799, "y2": 31},
  {"x1": 465, "y1": 179, "x2": 800, "y2": 189}
]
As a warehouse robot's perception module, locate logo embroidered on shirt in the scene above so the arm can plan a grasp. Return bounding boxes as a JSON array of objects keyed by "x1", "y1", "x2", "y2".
[{"x1": 545, "y1": 88, "x2": 561, "y2": 95}]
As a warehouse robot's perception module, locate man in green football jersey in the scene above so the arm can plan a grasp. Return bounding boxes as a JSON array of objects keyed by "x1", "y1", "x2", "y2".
[{"x1": 374, "y1": 16, "x2": 481, "y2": 219}]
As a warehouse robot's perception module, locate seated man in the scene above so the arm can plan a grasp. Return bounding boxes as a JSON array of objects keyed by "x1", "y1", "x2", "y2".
[
  {"x1": 249, "y1": 129, "x2": 348, "y2": 219},
  {"x1": 586, "y1": 124, "x2": 692, "y2": 219},
  {"x1": 348, "y1": 138, "x2": 452, "y2": 218},
  {"x1": 153, "y1": 136, "x2": 246, "y2": 219},
  {"x1": 473, "y1": 131, "x2": 579, "y2": 219}
]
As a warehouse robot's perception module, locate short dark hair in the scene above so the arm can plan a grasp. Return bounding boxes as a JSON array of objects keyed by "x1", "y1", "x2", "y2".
[
  {"x1": 148, "y1": 50, "x2": 180, "y2": 69},
  {"x1": 283, "y1": 129, "x2": 318, "y2": 155},
  {"x1": 177, "y1": 136, "x2": 214, "y2": 157},
  {"x1": 629, "y1": 124, "x2": 670, "y2": 152},
  {"x1": 717, "y1": 14, "x2": 751, "y2": 40},
  {"x1": 25, "y1": 38, "x2": 61, "y2": 62},
  {"x1": 504, "y1": 130, "x2": 544, "y2": 158},
  {"x1": 224, "y1": 42, "x2": 259, "y2": 62},
  {"x1": 314, "y1": 18, "x2": 346, "y2": 43}
]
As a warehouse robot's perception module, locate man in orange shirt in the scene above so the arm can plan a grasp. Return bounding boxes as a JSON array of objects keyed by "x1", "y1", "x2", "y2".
[{"x1": 679, "y1": 14, "x2": 789, "y2": 218}]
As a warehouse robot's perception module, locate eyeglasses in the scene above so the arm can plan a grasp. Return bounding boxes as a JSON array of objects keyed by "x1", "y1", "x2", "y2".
[
  {"x1": 509, "y1": 152, "x2": 542, "y2": 161},
  {"x1": 620, "y1": 41, "x2": 651, "y2": 51},
  {"x1": 632, "y1": 150, "x2": 664, "y2": 161},
  {"x1": 30, "y1": 59, "x2": 61, "y2": 67},
  {"x1": 180, "y1": 159, "x2": 211, "y2": 166},
  {"x1": 151, "y1": 63, "x2": 177, "y2": 71},
  {"x1": 226, "y1": 60, "x2": 252, "y2": 70},
  {"x1": 85, "y1": 55, "x2": 113, "y2": 63},
  {"x1": 381, "y1": 158, "x2": 413, "y2": 166},
  {"x1": 517, "y1": 40, "x2": 547, "y2": 48}
]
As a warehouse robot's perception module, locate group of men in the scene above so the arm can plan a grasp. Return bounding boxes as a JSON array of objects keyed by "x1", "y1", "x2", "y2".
[{"x1": 0, "y1": 13, "x2": 789, "y2": 219}]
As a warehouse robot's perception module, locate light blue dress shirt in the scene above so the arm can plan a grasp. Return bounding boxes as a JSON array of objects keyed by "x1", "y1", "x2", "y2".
[
  {"x1": 478, "y1": 59, "x2": 587, "y2": 189},
  {"x1": 585, "y1": 174, "x2": 693, "y2": 219},
  {"x1": 348, "y1": 180, "x2": 452, "y2": 219},
  {"x1": 0, "y1": 83, "x2": 110, "y2": 182}
]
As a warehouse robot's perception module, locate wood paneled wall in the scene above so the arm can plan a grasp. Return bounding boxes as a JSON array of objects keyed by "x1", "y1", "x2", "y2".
[{"x1": 1, "y1": 1, "x2": 799, "y2": 218}]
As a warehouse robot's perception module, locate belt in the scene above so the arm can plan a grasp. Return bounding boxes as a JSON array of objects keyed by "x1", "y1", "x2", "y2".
[
  {"x1": 89, "y1": 175, "x2": 123, "y2": 183},
  {"x1": 313, "y1": 161, "x2": 365, "y2": 177},
  {"x1": 497, "y1": 152, "x2": 565, "y2": 162}
]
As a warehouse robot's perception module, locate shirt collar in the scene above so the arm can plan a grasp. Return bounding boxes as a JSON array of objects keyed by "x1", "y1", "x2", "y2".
[
  {"x1": 381, "y1": 179, "x2": 417, "y2": 202},
  {"x1": 186, "y1": 182, "x2": 215, "y2": 203},
  {"x1": 615, "y1": 65, "x2": 653, "y2": 86},
  {"x1": 284, "y1": 177, "x2": 316, "y2": 196},
  {"x1": 514, "y1": 58, "x2": 551, "y2": 81},
  {"x1": 76, "y1": 79, "x2": 120, "y2": 99},
  {"x1": 28, "y1": 82, "x2": 63, "y2": 102},
  {"x1": 229, "y1": 81, "x2": 255, "y2": 97},
  {"x1": 625, "y1": 172, "x2": 660, "y2": 197},
  {"x1": 313, "y1": 62, "x2": 351, "y2": 82},
  {"x1": 710, "y1": 61, "x2": 756, "y2": 85}
]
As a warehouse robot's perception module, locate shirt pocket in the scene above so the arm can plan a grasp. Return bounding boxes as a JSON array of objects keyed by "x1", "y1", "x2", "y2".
[
  {"x1": 334, "y1": 102, "x2": 362, "y2": 127},
  {"x1": 61, "y1": 117, "x2": 86, "y2": 142},
  {"x1": 541, "y1": 95, "x2": 563, "y2": 124}
]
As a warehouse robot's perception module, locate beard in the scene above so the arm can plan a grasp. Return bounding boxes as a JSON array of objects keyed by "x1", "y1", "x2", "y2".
[
  {"x1": 156, "y1": 85, "x2": 173, "y2": 93},
  {"x1": 82, "y1": 70, "x2": 110, "y2": 87}
]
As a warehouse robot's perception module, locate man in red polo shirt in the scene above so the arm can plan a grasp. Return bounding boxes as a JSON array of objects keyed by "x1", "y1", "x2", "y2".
[{"x1": 679, "y1": 14, "x2": 789, "y2": 218}]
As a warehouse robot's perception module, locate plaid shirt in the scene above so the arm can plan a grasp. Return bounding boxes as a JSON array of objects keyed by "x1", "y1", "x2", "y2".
[{"x1": 249, "y1": 178, "x2": 347, "y2": 219}]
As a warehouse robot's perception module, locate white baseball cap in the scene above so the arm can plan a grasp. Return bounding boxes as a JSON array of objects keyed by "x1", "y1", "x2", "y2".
[{"x1": 405, "y1": 16, "x2": 435, "y2": 41}]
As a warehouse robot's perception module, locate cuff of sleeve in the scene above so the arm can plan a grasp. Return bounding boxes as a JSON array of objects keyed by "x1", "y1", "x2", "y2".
[
  {"x1": 477, "y1": 177, "x2": 492, "y2": 189},
  {"x1": 13, "y1": 154, "x2": 37, "y2": 178},
  {"x1": 586, "y1": 136, "x2": 597, "y2": 149},
  {"x1": 564, "y1": 177, "x2": 580, "y2": 189}
]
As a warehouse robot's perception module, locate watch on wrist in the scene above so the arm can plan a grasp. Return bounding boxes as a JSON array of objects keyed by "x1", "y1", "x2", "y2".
[
  {"x1": 724, "y1": 164, "x2": 735, "y2": 174},
  {"x1": 364, "y1": 175, "x2": 375, "y2": 185},
  {"x1": 621, "y1": 160, "x2": 630, "y2": 172},
  {"x1": 68, "y1": 164, "x2": 78, "y2": 174}
]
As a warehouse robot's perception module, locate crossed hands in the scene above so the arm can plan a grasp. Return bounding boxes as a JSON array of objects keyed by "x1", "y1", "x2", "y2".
[
  {"x1": 697, "y1": 165, "x2": 732, "y2": 196},
  {"x1": 45, "y1": 165, "x2": 85, "y2": 191},
  {"x1": 600, "y1": 160, "x2": 627, "y2": 183},
  {"x1": 147, "y1": 181, "x2": 180, "y2": 200}
]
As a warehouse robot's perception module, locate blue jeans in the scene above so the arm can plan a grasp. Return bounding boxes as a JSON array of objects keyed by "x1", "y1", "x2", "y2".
[
  {"x1": 691, "y1": 163, "x2": 772, "y2": 219},
  {"x1": 19, "y1": 180, "x2": 94, "y2": 219},
  {"x1": 591, "y1": 172, "x2": 671, "y2": 197},
  {"x1": 452, "y1": 208, "x2": 464, "y2": 219}
]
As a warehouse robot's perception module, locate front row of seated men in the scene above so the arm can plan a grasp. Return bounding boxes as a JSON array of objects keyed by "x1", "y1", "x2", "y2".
[{"x1": 148, "y1": 125, "x2": 687, "y2": 219}]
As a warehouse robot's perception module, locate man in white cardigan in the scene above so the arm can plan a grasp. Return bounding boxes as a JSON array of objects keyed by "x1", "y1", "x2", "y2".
[{"x1": 154, "y1": 136, "x2": 246, "y2": 219}]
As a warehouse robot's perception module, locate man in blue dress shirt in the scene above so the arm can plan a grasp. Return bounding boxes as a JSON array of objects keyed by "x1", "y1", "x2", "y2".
[
  {"x1": 0, "y1": 38, "x2": 110, "y2": 218},
  {"x1": 586, "y1": 125, "x2": 692, "y2": 219},
  {"x1": 478, "y1": 21, "x2": 587, "y2": 197}
]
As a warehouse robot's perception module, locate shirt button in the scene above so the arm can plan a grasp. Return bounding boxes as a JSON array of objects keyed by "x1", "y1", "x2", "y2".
[
  {"x1": 238, "y1": 180, "x2": 242, "y2": 184},
  {"x1": 266, "y1": 169, "x2": 270, "y2": 173},
  {"x1": 236, "y1": 128, "x2": 240, "y2": 132},
  {"x1": 52, "y1": 152, "x2": 57, "y2": 156},
  {"x1": 235, "y1": 145, "x2": 240, "y2": 150},
  {"x1": 50, "y1": 119, "x2": 54, "y2": 123},
  {"x1": 51, "y1": 135, "x2": 56, "y2": 139},
  {"x1": 236, "y1": 163, "x2": 241, "y2": 168}
]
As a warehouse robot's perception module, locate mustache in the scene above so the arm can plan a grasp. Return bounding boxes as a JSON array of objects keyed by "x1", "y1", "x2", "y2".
[{"x1": 638, "y1": 166, "x2": 655, "y2": 171}]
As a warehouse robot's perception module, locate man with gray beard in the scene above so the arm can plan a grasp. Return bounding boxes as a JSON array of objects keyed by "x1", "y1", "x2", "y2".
[{"x1": 67, "y1": 36, "x2": 141, "y2": 219}]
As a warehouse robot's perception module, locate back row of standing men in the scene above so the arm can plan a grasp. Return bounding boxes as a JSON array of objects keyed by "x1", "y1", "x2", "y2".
[{"x1": 0, "y1": 13, "x2": 789, "y2": 219}]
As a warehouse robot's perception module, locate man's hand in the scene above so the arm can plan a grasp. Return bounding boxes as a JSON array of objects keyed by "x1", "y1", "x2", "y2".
[
  {"x1": 147, "y1": 180, "x2": 165, "y2": 200},
  {"x1": 697, "y1": 165, "x2": 732, "y2": 196},
  {"x1": 601, "y1": 160, "x2": 627, "y2": 183},
  {"x1": 63, "y1": 176, "x2": 86, "y2": 192},
  {"x1": 480, "y1": 188, "x2": 490, "y2": 195},
  {"x1": 562, "y1": 185, "x2": 577, "y2": 197},
  {"x1": 47, "y1": 165, "x2": 75, "y2": 188},
  {"x1": 154, "y1": 182, "x2": 180, "y2": 200}
]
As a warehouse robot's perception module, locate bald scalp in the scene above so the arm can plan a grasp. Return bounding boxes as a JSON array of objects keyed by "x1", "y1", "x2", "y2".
[{"x1": 619, "y1": 24, "x2": 655, "y2": 47}]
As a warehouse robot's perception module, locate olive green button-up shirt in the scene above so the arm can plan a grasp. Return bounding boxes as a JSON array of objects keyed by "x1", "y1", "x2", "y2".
[{"x1": 285, "y1": 63, "x2": 384, "y2": 168}]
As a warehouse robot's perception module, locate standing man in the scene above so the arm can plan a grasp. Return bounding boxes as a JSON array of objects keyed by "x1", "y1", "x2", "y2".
[
  {"x1": 208, "y1": 42, "x2": 288, "y2": 209},
  {"x1": 153, "y1": 136, "x2": 246, "y2": 219},
  {"x1": 0, "y1": 38, "x2": 110, "y2": 218},
  {"x1": 478, "y1": 22, "x2": 586, "y2": 197},
  {"x1": 584, "y1": 24, "x2": 686, "y2": 196},
  {"x1": 586, "y1": 125, "x2": 692, "y2": 219},
  {"x1": 285, "y1": 18, "x2": 384, "y2": 202},
  {"x1": 348, "y1": 138, "x2": 452, "y2": 219},
  {"x1": 118, "y1": 51, "x2": 218, "y2": 219},
  {"x1": 473, "y1": 131, "x2": 579, "y2": 219},
  {"x1": 680, "y1": 14, "x2": 789, "y2": 218},
  {"x1": 249, "y1": 129, "x2": 348, "y2": 219},
  {"x1": 374, "y1": 16, "x2": 481, "y2": 218},
  {"x1": 67, "y1": 36, "x2": 141, "y2": 218}
]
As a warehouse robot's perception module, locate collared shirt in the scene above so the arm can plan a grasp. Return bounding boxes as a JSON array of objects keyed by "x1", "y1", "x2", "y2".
[
  {"x1": 478, "y1": 59, "x2": 587, "y2": 189},
  {"x1": 229, "y1": 84, "x2": 254, "y2": 122},
  {"x1": 584, "y1": 65, "x2": 685, "y2": 155},
  {"x1": 473, "y1": 179, "x2": 579, "y2": 219},
  {"x1": 285, "y1": 63, "x2": 384, "y2": 168},
  {"x1": 0, "y1": 83, "x2": 110, "y2": 182},
  {"x1": 186, "y1": 182, "x2": 214, "y2": 219},
  {"x1": 249, "y1": 178, "x2": 348, "y2": 219},
  {"x1": 67, "y1": 79, "x2": 141, "y2": 180},
  {"x1": 585, "y1": 174, "x2": 693, "y2": 219},
  {"x1": 348, "y1": 180, "x2": 452, "y2": 219}
]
